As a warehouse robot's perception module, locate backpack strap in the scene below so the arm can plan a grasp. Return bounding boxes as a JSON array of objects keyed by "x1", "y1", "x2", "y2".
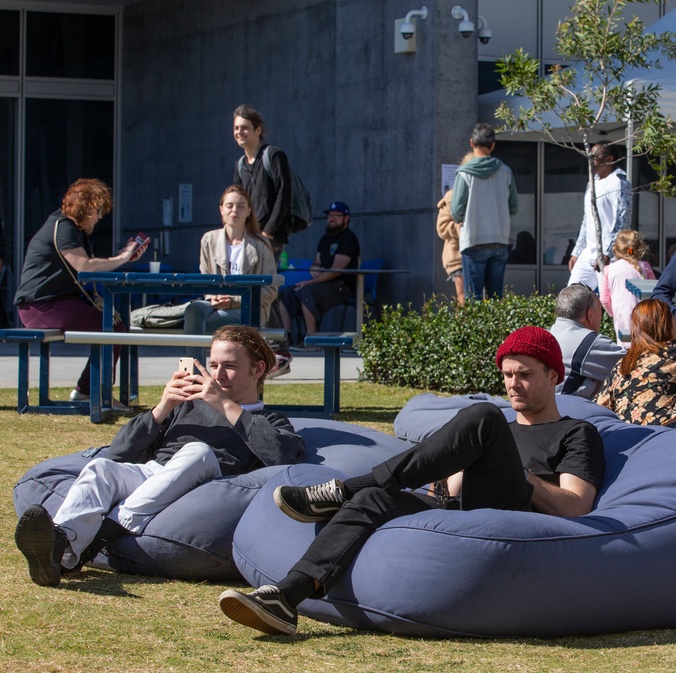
[
  {"x1": 560, "y1": 331, "x2": 598, "y2": 395},
  {"x1": 239, "y1": 145, "x2": 276, "y2": 181},
  {"x1": 263, "y1": 145, "x2": 279, "y2": 180}
]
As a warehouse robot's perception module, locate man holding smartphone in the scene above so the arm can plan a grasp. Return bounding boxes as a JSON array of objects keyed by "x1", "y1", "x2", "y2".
[{"x1": 15, "y1": 325, "x2": 305, "y2": 587}]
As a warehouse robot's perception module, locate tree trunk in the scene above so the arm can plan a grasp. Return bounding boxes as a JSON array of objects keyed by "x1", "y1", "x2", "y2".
[{"x1": 587, "y1": 156, "x2": 606, "y2": 274}]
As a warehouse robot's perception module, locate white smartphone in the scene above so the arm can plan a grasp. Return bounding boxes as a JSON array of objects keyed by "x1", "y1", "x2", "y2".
[{"x1": 178, "y1": 357, "x2": 195, "y2": 374}]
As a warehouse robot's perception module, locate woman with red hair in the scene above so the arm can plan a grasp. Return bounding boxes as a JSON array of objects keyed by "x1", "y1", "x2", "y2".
[
  {"x1": 595, "y1": 299, "x2": 676, "y2": 426},
  {"x1": 14, "y1": 178, "x2": 148, "y2": 407}
]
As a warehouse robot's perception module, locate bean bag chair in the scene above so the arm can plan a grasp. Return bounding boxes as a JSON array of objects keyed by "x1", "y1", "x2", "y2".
[
  {"x1": 13, "y1": 418, "x2": 409, "y2": 581},
  {"x1": 232, "y1": 394, "x2": 676, "y2": 637}
]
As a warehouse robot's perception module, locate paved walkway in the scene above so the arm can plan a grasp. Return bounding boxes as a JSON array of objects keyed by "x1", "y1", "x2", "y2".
[{"x1": 0, "y1": 342, "x2": 363, "y2": 389}]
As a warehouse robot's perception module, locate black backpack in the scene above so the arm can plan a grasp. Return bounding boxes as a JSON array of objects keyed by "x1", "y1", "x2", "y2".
[{"x1": 238, "y1": 146, "x2": 313, "y2": 234}]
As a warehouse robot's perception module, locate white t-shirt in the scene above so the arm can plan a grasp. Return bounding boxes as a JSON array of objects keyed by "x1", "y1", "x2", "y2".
[{"x1": 227, "y1": 242, "x2": 244, "y2": 274}]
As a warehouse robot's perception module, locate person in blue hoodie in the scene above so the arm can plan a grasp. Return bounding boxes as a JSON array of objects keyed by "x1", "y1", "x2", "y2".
[
  {"x1": 451, "y1": 123, "x2": 518, "y2": 301},
  {"x1": 651, "y1": 250, "x2": 676, "y2": 318}
]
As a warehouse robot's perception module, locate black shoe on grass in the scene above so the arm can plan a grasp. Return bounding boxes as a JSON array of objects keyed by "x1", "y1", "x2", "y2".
[
  {"x1": 219, "y1": 585, "x2": 298, "y2": 635},
  {"x1": 274, "y1": 478, "x2": 346, "y2": 523},
  {"x1": 15, "y1": 504, "x2": 68, "y2": 587}
]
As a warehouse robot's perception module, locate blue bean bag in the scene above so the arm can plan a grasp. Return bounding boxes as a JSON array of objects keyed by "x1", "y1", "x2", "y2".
[
  {"x1": 13, "y1": 418, "x2": 409, "y2": 581},
  {"x1": 232, "y1": 395, "x2": 676, "y2": 637}
]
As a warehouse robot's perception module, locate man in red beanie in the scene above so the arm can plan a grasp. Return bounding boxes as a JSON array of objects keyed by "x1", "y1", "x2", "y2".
[{"x1": 219, "y1": 326, "x2": 605, "y2": 636}]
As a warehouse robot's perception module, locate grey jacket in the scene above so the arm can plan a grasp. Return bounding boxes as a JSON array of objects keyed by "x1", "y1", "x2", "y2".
[
  {"x1": 550, "y1": 317, "x2": 624, "y2": 399},
  {"x1": 107, "y1": 401, "x2": 305, "y2": 476},
  {"x1": 450, "y1": 156, "x2": 518, "y2": 252}
]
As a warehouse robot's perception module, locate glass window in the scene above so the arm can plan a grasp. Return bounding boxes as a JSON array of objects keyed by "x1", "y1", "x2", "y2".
[
  {"x1": 633, "y1": 154, "x2": 660, "y2": 266},
  {"x1": 24, "y1": 99, "x2": 114, "y2": 256},
  {"x1": 542, "y1": 144, "x2": 588, "y2": 266},
  {"x1": 0, "y1": 10, "x2": 20, "y2": 76},
  {"x1": 665, "y1": 196, "x2": 676, "y2": 268},
  {"x1": 26, "y1": 12, "x2": 115, "y2": 80},
  {"x1": 0, "y1": 98, "x2": 16, "y2": 326},
  {"x1": 493, "y1": 141, "x2": 537, "y2": 265},
  {"x1": 478, "y1": 0, "x2": 537, "y2": 59},
  {"x1": 478, "y1": 61, "x2": 502, "y2": 95}
]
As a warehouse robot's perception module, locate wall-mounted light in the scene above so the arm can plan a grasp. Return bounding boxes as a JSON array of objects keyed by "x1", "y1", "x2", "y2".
[
  {"x1": 451, "y1": 5, "x2": 492, "y2": 44},
  {"x1": 394, "y1": 5, "x2": 428, "y2": 54}
]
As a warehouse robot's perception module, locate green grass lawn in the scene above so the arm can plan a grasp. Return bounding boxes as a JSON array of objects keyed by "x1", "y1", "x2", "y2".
[{"x1": 1, "y1": 384, "x2": 675, "y2": 673}]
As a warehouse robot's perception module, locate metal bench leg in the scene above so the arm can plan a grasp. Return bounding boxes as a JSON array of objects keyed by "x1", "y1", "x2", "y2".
[
  {"x1": 323, "y1": 346, "x2": 342, "y2": 417},
  {"x1": 119, "y1": 343, "x2": 130, "y2": 406},
  {"x1": 89, "y1": 344, "x2": 112, "y2": 423},
  {"x1": 38, "y1": 341, "x2": 52, "y2": 406},
  {"x1": 17, "y1": 342, "x2": 30, "y2": 413},
  {"x1": 130, "y1": 344, "x2": 139, "y2": 403}
]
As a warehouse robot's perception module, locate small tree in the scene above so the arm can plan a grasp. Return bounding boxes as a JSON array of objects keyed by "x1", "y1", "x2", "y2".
[{"x1": 495, "y1": 0, "x2": 676, "y2": 272}]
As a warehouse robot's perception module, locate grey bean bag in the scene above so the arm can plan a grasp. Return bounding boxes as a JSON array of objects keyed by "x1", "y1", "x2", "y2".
[
  {"x1": 13, "y1": 418, "x2": 409, "y2": 581},
  {"x1": 232, "y1": 395, "x2": 676, "y2": 637}
]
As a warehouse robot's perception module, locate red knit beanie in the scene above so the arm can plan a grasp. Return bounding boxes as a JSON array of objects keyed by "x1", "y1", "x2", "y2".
[{"x1": 495, "y1": 326, "x2": 565, "y2": 384}]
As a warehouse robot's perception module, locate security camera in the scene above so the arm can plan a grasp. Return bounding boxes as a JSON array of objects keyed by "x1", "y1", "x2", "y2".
[
  {"x1": 458, "y1": 20, "x2": 474, "y2": 38},
  {"x1": 400, "y1": 21, "x2": 415, "y2": 39},
  {"x1": 477, "y1": 16, "x2": 492, "y2": 44},
  {"x1": 478, "y1": 27, "x2": 492, "y2": 44}
]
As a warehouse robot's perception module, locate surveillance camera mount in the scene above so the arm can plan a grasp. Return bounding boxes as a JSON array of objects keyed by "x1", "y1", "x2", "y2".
[
  {"x1": 451, "y1": 5, "x2": 468, "y2": 21},
  {"x1": 405, "y1": 5, "x2": 428, "y2": 23}
]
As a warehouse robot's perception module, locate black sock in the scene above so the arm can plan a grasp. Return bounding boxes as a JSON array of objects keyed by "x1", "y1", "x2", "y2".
[
  {"x1": 79, "y1": 518, "x2": 128, "y2": 566},
  {"x1": 276, "y1": 571, "x2": 317, "y2": 608},
  {"x1": 342, "y1": 473, "x2": 378, "y2": 498}
]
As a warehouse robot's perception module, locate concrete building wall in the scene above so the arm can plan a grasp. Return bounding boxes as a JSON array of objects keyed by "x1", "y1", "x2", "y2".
[{"x1": 119, "y1": 0, "x2": 478, "y2": 307}]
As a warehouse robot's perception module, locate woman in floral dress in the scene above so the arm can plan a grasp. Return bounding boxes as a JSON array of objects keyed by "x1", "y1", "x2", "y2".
[{"x1": 595, "y1": 299, "x2": 676, "y2": 426}]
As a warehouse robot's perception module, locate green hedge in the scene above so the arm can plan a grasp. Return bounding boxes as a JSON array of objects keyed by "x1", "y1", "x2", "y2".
[{"x1": 359, "y1": 293, "x2": 615, "y2": 395}]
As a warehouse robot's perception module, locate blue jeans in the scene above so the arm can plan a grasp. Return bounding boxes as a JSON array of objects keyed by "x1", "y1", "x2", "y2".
[
  {"x1": 462, "y1": 244, "x2": 509, "y2": 301},
  {"x1": 183, "y1": 300, "x2": 241, "y2": 362}
]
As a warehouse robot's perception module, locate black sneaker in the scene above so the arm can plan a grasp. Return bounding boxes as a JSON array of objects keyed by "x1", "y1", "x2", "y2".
[
  {"x1": 219, "y1": 585, "x2": 298, "y2": 635},
  {"x1": 15, "y1": 504, "x2": 69, "y2": 587},
  {"x1": 274, "y1": 478, "x2": 346, "y2": 523}
]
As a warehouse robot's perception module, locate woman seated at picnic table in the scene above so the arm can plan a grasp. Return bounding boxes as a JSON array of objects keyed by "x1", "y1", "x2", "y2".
[
  {"x1": 13, "y1": 178, "x2": 148, "y2": 409},
  {"x1": 183, "y1": 185, "x2": 277, "y2": 360},
  {"x1": 595, "y1": 298, "x2": 676, "y2": 427}
]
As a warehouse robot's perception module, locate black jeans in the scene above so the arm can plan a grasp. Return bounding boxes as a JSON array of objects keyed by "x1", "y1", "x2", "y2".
[{"x1": 291, "y1": 403, "x2": 533, "y2": 594}]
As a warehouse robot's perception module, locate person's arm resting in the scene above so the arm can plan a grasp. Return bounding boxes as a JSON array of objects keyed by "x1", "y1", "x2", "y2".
[
  {"x1": 527, "y1": 471, "x2": 597, "y2": 517},
  {"x1": 107, "y1": 411, "x2": 167, "y2": 463},
  {"x1": 529, "y1": 420, "x2": 604, "y2": 517},
  {"x1": 307, "y1": 253, "x2": 352, "y2": 284}
]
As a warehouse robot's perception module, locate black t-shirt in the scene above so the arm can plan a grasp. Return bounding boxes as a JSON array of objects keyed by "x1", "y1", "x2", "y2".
[
  {"x1": 14, "y1": 211, "x2": 92, "y2": 305},
  {"x1": 317, "y1": 227, "x2": 360, "y2": 294},
  {"x1": 510, "y1": 416, "x2": 605, "y2": 489}
]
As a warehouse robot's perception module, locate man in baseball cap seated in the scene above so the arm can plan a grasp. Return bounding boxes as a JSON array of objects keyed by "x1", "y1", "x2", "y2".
[
  {"x1": 219, "y1": 326, "x2": 606, "y2": 635},
  {"x1": 278, "y1": 200, "x2": 360, "y2": 348}
]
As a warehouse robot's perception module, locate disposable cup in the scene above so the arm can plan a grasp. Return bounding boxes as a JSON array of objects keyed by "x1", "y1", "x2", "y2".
[{"x1": 149, "y1": 261, "x2": 161, "y2": 273}]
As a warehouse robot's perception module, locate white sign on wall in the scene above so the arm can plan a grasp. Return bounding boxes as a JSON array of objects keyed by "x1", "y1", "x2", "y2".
[
  {"x1": 441, "y1": 164, "x2": 460, "y2": 197},
  {"x1": 178, "y1": 184, "x2": 192, "y2": 224}
]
